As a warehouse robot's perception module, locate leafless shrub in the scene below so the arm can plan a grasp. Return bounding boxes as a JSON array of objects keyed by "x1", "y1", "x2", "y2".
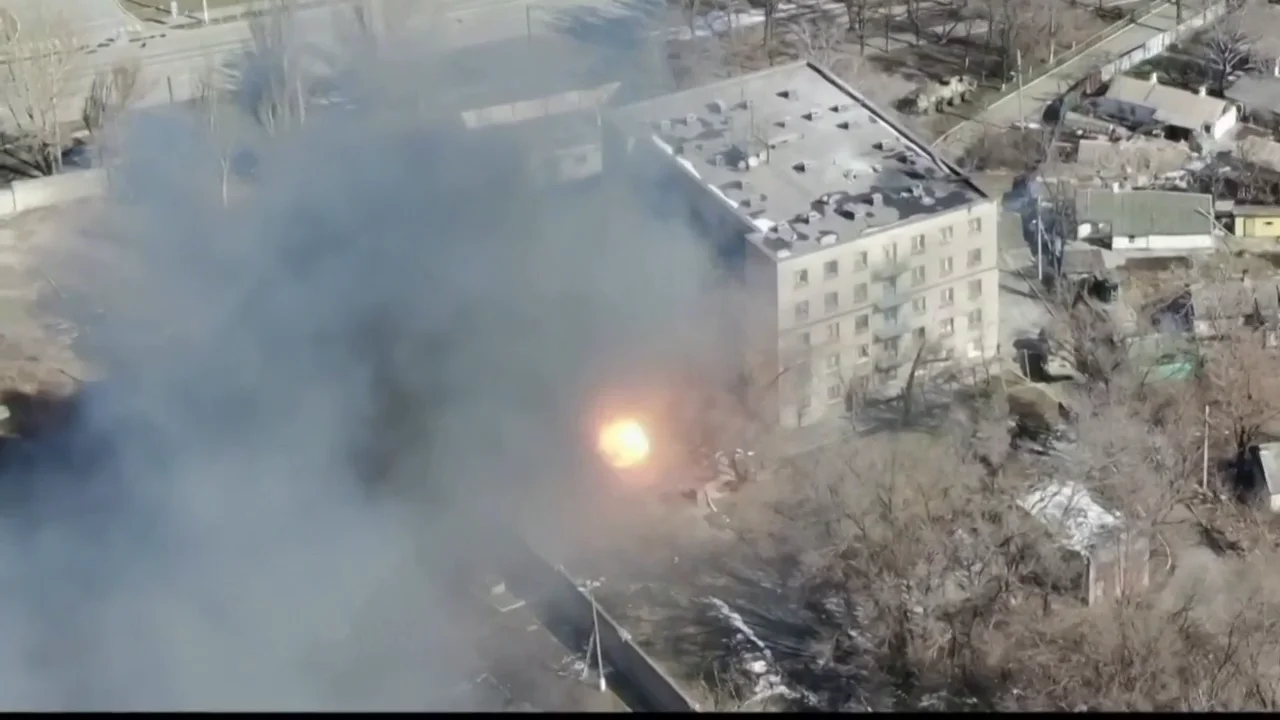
[{"x1": 0, "y1": 10, "x2": 78, "y2": 178}]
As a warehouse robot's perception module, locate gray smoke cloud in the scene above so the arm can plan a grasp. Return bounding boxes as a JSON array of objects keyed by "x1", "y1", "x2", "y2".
[{"x1": 0, "y1": 4, "x2": 725, "y2": 710}]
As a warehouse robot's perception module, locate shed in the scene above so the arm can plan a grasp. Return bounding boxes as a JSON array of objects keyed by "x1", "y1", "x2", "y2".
[
  {"x1": 1075, "y1": 188, "x2": 1215, "y2": 251},
  {"x1": 1244, "y1": 442, "x2": 1280, "y2": 512},
  {"x1": 1018, "y1": 481, "x2": 1150, "y2": 607},
  {"x1": 1230, "y1": 204, "x2": 1280, "y2": 238},
  {"x1": 1225, "y1": 71, "x2": 1280, "y2": 129},
  {"x1": 1099, "y1": 74, "x2": 1237, "y2": 141}
]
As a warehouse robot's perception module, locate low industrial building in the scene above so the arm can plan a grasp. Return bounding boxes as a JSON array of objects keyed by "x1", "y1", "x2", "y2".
[
  {"x1": 1019, "y1": 481, "x2": 1150, "y2": 607},
  {"x1": 1096, "y1": 74, "x2": 1237, "y2": 141},
  {"x1": 1075, "y1": 188, "x2": 1216, "y2": 252},
  {"x1": 604, "y1": 61, "x2": 1001, "y2": 428}
]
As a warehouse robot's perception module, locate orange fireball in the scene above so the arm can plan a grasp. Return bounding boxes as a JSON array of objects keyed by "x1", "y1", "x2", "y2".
[{"x1": 597, "y1": 418, "x2": 652, "y2": 470}]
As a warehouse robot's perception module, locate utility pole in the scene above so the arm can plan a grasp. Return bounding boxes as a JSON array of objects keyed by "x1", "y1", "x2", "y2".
[
  {"x1": 1016, "y1": 49, "x2": 1024, "y2": 124},
  {"x1": 202, "y1": 0, "x2": 210, "y2": 24},
  {"x1": 1202, "y1": 404, "x2": 1210, "y2": 490}
]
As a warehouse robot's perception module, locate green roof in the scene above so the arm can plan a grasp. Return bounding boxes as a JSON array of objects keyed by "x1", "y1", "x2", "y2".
[{"x1": 1076, "y1": 189, "x2": 1214, "y2": 238}]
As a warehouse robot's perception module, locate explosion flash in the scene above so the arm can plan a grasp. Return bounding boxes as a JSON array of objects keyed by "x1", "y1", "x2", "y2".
[{"x1": 597, "y1": 418, "x2": 651, "y2": 470}]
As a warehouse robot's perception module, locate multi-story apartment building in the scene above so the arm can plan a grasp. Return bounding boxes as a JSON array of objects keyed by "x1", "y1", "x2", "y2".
[{"x1": 603, "y1": 62, "x2": 1000, "y2": 429}]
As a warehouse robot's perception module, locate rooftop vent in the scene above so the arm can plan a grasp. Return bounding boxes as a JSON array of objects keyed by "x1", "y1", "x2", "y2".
[
  {"x1": 775, "y1": 118, "x2": 788, "y2": 128},
  {"x1": 793, "y1": 160, "x2": 811, "y2": 174},
  {"x1": 777, "y1": 89, "x2": 797, "y2": 101},
  {"x1": 708, "y1": 99, "x2": 728, "y2": 114},
  {"x1": 836, "y1": 120, "x2": 852, "y2": 130},
  {"x1": 734, "y1": 100, "x2": 751, "y2": 111},
  {"x1": 722, "y1": 179, "x2": 745, "y2": 191},
  {"x1": 842, "y1": 169, "x2": 858, "y2": 183},
  {"x1": 817, "y1": 231, "x2": 838, "y2": 246},
  {"x1": 658, "y1": 119, "x2": 672, "y2": 133},
  {"x1": 803, "y1": 108, "x2": 824, "y2": 121},
  {"x1": 870, "y1": 192, "x2": 883, "y2": 206},
  {"x1": 830, "y1": 103, "x2": 854, "y2": 113},
  {"x1": 683, "y1": 113, "x2": 698, "y2": 126},
  {"x1": 909, "y1": 183, "x2": 925, "y2": 197},
  {"x1": 773, "y1": 222, "x2": 797, "y2": 242}
]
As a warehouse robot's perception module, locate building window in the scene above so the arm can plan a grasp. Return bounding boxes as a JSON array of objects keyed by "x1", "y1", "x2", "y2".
[
  {"x1": 941, "y1": 287, "x2": 954, "y2": 307},
  {"x1": 854, "y1": 251, "x2": 868, "y2": 270},
  {"x1": 966, "y1": 340, "x2": 983, "y2": 358},
  {"x1": 942, "y1": 347, "x2": 955, "y2": 360},
  {"x1": 796, "y1": 301, "x2": 810, "y2": 322},
  {"x1": 913, "y1": 327, "x2": 926, "y2": 343},
  {"x1": 853, "y1": 282, "x2": 868, "y2": 303},
  {"x1": 967, "y1": 248, "x2": 982, "y2": 268},
  {"x1": 884, "y1": 307, "x2": 899, "y2": 324},
  {"x1": 940, "y1": 226, "x2": 954, "y2": 243},
  {"x1": 883, "y1": 243, "x2": 897, "y2": 261},
  {"x1": 826, "y1": 352, "x2": 840, "y2": 370},
  {"x1": 911, "y1": 296, "x2": 927, "y2": 313},
  {"x1": 967, "y1": 308, "x2": 982, "y2": 329},
  {"x1": 827, "y1": 322, "x2": 841, "y2": 340},
  {"x1": 855, "y1": 314, "x2": 870, "y2": 333},
  {"x1": 824, "y1": 260, "x2": 839, "y2": 279},
  {"x1": 825, "y1": 291, "x2": 839, "y2": 313},
  {"x1": 798, "y1": 394, "x2": 812, "y2": 411},
  {"x1": 940, "y1": 256, "x2": 953, "y2": 277},
  {"x1": 911, "y1": 234, "x2": 926, "y2": 254},
  {"x1": 795, "y1": 269, "x2": 809, "y2": 288},
  {"x1": 968, "y1": 218, "x2": 982, "y2": 234},
  {"x1": 799, "y1": 331, "x2": 811, "y2": 346},
  {"x1": 882, "y1": 367, "x2": 900, "y2": 381},
  {"x1": 911, "y1": 266, "x2": 926, "y2": 286},
  {"x1": 884, "y1": 338, "x2": 900, "y2": 357},
  {"x1": 827, "y1": 383, "x2": 843, "y2": 402},
  {"x1": 939, "y1": 318, "x2": 954, "y2": 336},
  {"x1": 968, "y1": 278, "x2": 982, "y2": 300},
  {"x1": 857, "y1": 344, "x2": 870, "y2": 360}
]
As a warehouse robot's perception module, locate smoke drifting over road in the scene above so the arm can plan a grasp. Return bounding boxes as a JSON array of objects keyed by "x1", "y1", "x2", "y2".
[{"x1": 0, "y1": 4, "x2": 723, "y2": 710}]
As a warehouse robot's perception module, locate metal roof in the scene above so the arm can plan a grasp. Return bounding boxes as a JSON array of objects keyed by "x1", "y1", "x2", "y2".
[
  {"x1": 1105, "y1": 75, "x2": 1232, "y2": 132},
  {"x1": 1075, "y1": 188, "x2": 1214, "y2": 238}
]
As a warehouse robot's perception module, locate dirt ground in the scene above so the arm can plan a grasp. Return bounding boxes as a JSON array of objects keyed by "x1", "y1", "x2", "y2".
[{"x1": 0, "y1": 205, "x2": 96, "y2": 402}]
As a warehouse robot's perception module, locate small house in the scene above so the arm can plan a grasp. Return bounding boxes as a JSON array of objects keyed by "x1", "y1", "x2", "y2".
[
  {"x1": 1098, "y1": 74, "x2": 1238, "y2": 141},
  {"x1": 1225, "y1": 69, "x2": 1280, "y2": 131},
  {"x1": 1019, "y1": 481, "x2": 1150, "y2": 607},
  {"x1": 1244, "y1": 442, "x2": 1280, "y2": 512},
  {"x1": 1075, "y1": 188, "x2": 1215, "y2": 252},
  {"x1": 1230, "y1": 204, "x2": 1280, "y2": 238}
]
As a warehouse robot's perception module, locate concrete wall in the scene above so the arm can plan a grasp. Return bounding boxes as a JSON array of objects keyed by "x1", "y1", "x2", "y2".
[
  {"x1": 1111, "y1": 233, "x2": 1214, "y2": 251},
  {"x1": 1094, "y1": 4, "x2": 1232, "y2": 85},
  {"x1": 0, "y1": 169, "x2": 108, "y2": 219},
  {"x1": 496, "y1": 531, "x2": 700, "y2": 713}
]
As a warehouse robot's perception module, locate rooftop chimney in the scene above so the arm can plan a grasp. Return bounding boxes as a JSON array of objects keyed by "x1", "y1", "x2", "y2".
[
  {"x1": 1148, "y1": 71, "x2": 1158, "y2": 84},
  {"x1": 1197, "y1": 85, "x2": 1208, "y2": 97}
]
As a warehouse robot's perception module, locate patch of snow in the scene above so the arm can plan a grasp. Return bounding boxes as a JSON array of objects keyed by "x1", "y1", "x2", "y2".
[
  {"x1": 704, "y1": 596, "x2": 820, "y2": 709},
  {"x1": 1018, "y1": 480, "x2": 1121, "y2": 554},
  {"x1": 708, "y1": 185, "x2": 738, "y2": 208}
]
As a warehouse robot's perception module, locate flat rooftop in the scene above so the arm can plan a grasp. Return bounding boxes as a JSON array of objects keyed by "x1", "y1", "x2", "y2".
[{"x1": 609, "y1": 62, "x2": 989, "y2": 261}]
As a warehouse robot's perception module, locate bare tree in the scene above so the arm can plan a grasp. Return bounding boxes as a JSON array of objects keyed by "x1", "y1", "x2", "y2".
[
  {"x1": 81, "y1": 60, "x2": 141, "y2": 164},
  {"x1": 777, "y1": 15, "x2": 857, "y2": 75},
  {"x1": 839, "y1": 0, "x2": 875, "y2": 54},
  {"x1": 239, "y1": 0, "x2": 314, "y2": 136},
  {"x1": 0, "y1": 10, "x2": 79, "y2": 178}
]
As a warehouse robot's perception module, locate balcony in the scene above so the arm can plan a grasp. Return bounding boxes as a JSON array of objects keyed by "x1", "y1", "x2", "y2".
[
  {"x1": 874, "y1": 352, "x2": 903, "y2": 371},
  {"x1": 870, "y1": 258, "x2": 911, "y2": 281},
  {"x1": 872, "y1": 286, "x2": 909, "y2": 310},
  {"x1": 873, "y1": 319, "x2": 909, "y2": 341}
]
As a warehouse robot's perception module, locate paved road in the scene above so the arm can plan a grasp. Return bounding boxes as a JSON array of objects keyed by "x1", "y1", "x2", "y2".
[
  {"x1": 0, "y1": 0, "x2": 142, "y2": 43},
  {"x1": 934, "y1": 0, "x2": 1222, "y2": 154}
]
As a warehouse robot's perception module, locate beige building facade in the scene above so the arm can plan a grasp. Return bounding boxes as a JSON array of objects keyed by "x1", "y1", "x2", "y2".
[{"x1": 607, "y1": 62, "x2": 1001, "y2": 428}]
